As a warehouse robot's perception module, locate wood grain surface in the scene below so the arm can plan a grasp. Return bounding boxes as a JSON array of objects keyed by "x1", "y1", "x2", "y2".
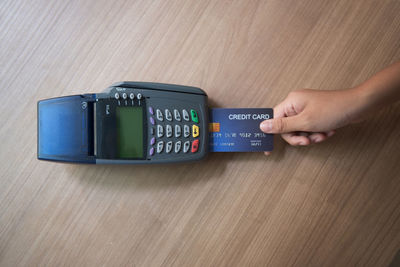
[{"x1": 1, "y1": 0, "x2": 400, "y2": 266}]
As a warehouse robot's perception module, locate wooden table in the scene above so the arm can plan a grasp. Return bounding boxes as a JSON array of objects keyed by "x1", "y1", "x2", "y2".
[{"x1": 1, "y1": 0, "x2": 399, "y2": 266}]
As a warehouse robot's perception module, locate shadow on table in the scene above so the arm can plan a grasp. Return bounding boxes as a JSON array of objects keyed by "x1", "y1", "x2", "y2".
[{"x1": 65, "y1": 151, "x2": 253, "y2": 190}]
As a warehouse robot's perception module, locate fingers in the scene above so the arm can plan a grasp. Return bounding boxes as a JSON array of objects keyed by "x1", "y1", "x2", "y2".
[
  {"x1": 281, "y1": 132, "x2": 311, "y2": 146},
  {"x1": 308, "y1": 132, "x2": 326, "y2": 143},
  {"x1": 273, "y1": 101, "x2": 287, "y2": 118},
  {"x1": 263, "y1": 130, "x2": 336, "y2": 156},
  {"x1": 263, "y1": 93, "x2": 336, "y2": 154},
  {"x1": 309, "y1": 130, "x2": 336, "y2": 143},
  {"x1": 263, "y1": 95, "x2": 305, "y2": 134},
  {"x1": 260, "y1": 115, "x2": 304, "y2": 134},
  {"x1": 326, "y1": 130, "x2": 336, "y2": 137},
  {"x1": 281, "y1": 130, "x2": 336, "y2": 146}
]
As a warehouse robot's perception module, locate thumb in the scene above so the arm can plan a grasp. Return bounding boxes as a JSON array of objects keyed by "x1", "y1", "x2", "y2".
[{"x1": 260, "y1": 116, "x2": 304, "y2": 134}]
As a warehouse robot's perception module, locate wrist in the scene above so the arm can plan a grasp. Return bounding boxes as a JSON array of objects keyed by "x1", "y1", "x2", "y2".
[{"x1": 343, "y1": 86, "x2": 371, "y2": 123}]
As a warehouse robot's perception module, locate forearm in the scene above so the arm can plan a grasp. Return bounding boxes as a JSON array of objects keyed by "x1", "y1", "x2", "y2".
[{"x1": 353, "y1": 61, "x2": 400, "y2": 114}]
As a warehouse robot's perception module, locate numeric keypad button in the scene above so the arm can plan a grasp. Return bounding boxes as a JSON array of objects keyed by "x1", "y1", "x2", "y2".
[
  {"x1": 174, "y1": 109, "x2": 181, "y2": 121},
  {"x1": 182, "y1": 109, "x2": 190, "y2": 121},
  {"x1": 156, "y1": 109, "x2": 164, "y2": 121},
  {"x1": 184, "y1": 125, "x2": 190, "y2": 137},
  {"x1": 166, "y1": 141, "x2": 173, "y2": 153},
  {"x1": 174, "y1": 141, "x2": 182, "y2": 153},
  {"x1": 183, "y1": 141, "x2": 190, "y2": 153},
  {"x1": 165, "y1": 109, "x2": 172, "y2": 121},
  {"x1": 157, "y1": 141, "x2": 164, "y2": 153},
  {"x1": 157, "y1": 125, "x2": 164, "y2": 138},
  {"x1": 175, "y1": 125, "x2": 181, "y2": 137},
  {"x1": 166, "y1": 125, "x2": 172, "y2": 137}
]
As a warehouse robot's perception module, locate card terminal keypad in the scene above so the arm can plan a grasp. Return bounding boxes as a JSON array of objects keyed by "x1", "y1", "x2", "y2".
[{"x1": 148, "y1": 107, "x2": 200, "y2": 156}]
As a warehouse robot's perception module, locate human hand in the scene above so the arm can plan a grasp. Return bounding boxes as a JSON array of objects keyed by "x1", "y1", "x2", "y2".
[
  {"x1": 260, "y1": 88, "x2": 364, "y2": 149},
  {"x1": 260, "y1": 62, "x2": 400, "y2": 155}
]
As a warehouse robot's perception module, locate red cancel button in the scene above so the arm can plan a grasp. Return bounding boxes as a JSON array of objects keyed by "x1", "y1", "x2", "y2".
[{"x1": 191, "y1": 140, "x2": 199, "y2": 153}]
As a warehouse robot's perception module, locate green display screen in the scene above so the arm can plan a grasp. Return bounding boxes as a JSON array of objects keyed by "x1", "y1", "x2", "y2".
[{"x1": 116, "y1": 106, "x2": 144, "y2": 158}]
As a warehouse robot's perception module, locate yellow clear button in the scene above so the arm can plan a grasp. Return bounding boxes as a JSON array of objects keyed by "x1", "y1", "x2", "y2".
[{"x1": 192, "y1": 125, "x2": 199, "y2": 138}]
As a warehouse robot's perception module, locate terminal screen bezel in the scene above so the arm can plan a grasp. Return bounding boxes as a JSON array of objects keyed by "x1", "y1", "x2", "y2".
[{"x1": 95, "y1": 98, "x2": 147, "y2": 160}]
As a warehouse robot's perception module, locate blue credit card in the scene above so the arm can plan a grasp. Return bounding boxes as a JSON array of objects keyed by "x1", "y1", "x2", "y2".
[{"x1": 209, "y1": 108, "x2": 273, "y2": 152}]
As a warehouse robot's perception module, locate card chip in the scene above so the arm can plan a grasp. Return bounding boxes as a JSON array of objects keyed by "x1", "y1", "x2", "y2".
[{"x1": 209, "y1": 122, "x2": 220, "y2": 132}]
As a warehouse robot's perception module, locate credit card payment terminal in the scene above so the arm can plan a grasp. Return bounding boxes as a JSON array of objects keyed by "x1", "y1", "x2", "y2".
[{"x1": 37, "y1": 82, "x2": 208, "y2": 164}]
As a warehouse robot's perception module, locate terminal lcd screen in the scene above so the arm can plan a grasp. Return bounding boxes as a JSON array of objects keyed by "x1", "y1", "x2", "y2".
[{"x1": 116, "y1": 106, "x2": 144, "y2": 158}]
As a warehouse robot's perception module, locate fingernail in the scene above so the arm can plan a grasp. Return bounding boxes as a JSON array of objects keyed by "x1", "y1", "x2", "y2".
[
  {"x1": 310, "y1": 137, "x2": 320, "y2": 143},
  {"x1": 260, "y1": 121, "x2": 272, "y2": 132}
]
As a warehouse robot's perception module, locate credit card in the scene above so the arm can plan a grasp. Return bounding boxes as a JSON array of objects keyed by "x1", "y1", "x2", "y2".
[{"x1": 209, "y1": 108, "x2": 273, "y2": 152}]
